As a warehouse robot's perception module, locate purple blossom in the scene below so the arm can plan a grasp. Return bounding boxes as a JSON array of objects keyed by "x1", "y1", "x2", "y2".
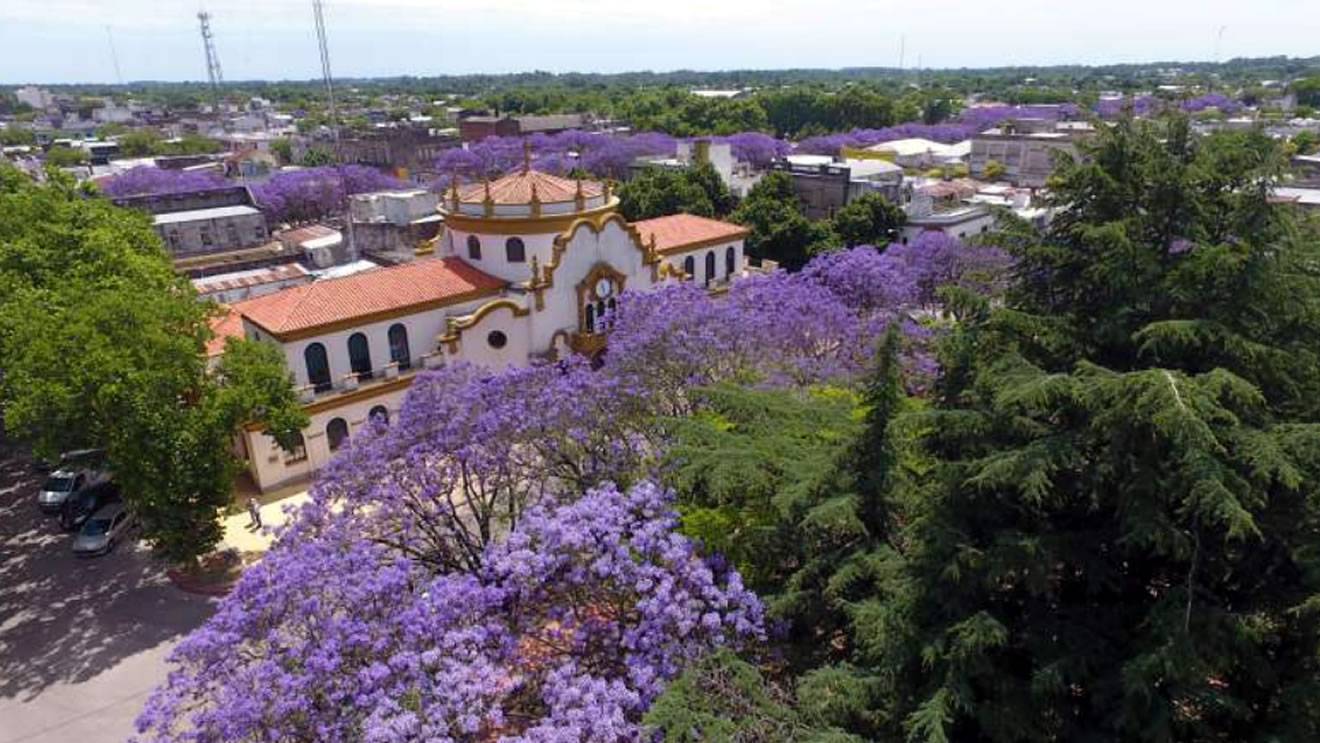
[
  {"x1": 252, "y1": 165, "x2": 404, "y2": 223},
  {"x1": 100, "y1": 166, "x2": 228, "y2": 198}
]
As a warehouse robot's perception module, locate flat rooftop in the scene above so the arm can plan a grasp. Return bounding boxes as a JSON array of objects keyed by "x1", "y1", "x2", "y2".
[{"x1": 154, "y1": 205, "x2": 262, "y2": 225}]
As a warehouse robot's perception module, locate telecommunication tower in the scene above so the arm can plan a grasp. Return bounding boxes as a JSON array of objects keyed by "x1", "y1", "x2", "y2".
[{"x1": 198, "y1": 10, "x2": 224, "y2": 112}]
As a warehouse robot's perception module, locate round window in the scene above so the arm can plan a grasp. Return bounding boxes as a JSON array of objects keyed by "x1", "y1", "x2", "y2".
[{"x1": 487, "y1": 330, "x2": 508, "y2": 349}]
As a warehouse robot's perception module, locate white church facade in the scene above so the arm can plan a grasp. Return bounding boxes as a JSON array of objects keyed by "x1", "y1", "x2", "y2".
[{"x1": 221, "y1": 166, "x2": 748, "y2": 492}]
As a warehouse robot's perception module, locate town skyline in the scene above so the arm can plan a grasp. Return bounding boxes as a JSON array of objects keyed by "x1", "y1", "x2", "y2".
[{"x1": 2, "y1": 0, "x2": 1318, "y2": 85}]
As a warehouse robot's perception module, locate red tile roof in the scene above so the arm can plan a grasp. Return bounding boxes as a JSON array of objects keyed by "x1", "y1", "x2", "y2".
[
  {"x1": 233, "y1": 257, "x2": 506, "y2": 339},
  {"x1": 276, "y1": 224, "x2": 340, "y2": 245},
  {"x1": 456, "y1": 169, "x2": 604, "y2": 205},
  {"x1": 206, "y1": 307, "x2": 245, "y2": 357},
  {"x1": 630, "y1": 213, "x2": 749, "y2": 255}
]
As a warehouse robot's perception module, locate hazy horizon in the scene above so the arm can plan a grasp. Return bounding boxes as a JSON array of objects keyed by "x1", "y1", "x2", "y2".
[{"x1": 1, "y1": 0, "x2": 1317, "y2": 86}]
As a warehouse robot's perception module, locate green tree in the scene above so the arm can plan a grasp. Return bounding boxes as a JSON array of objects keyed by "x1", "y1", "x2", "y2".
[
  {"x1": 730, "y1": 171, "x2": 837, "y2": 269},
  {"x1": 0, "y1": 165, "x2": 307, "y2": 565},
  {"x1": 983, "y1": 158, "x2": 1006, "y2": 180},
  {"x1": 867, "y1": 118, "x2": 1320, "y2": 742},
  {"x1": 44, "y1": 145, "x2": 86, "y2": 167},
  {"x1": 616, "y1": 166, "x2": 714, "y2": 221},
  {"x1": 118, "y1": 129, "x2": 162, "y2": 157},
  {"x1": 1292, "y1": 75, "x2": 1320, "y2": 108},
  {"x1": 684, "y1": 160, "x2": 735, "y2": 215},
  {"x1": 1293, "y1": 130, "x2": 1318, "y2": 156},
  {"x1": 830, "y1": 191, "x2": 907, "y2": 247},
  {"x1": 301, "y1": 146, "x2": 336, "y2": 167},
  {"x1": 0, "y1": 127, "x2": 36, "y2": 146},
  {"x1": 270, "y1": 137, "x2": 294, "y2": 165}
]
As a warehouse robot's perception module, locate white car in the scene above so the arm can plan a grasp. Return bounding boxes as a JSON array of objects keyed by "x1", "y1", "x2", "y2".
[{"x1": 37, "y1": 450, "x2": 110, "y2": 514}]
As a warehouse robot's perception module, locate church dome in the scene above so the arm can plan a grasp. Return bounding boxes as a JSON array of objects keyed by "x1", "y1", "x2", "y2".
[{"x1": 442, "y1": 167, "x2": 614, "y2": 220}]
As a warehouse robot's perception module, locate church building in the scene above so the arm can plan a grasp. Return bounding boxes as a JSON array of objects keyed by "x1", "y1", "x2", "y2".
[{"x1": 223, "y1": 165, "x2": 748, "y2": 491}]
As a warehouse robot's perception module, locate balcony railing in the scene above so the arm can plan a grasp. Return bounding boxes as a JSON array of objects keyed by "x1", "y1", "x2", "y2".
[{"x1": 297, "y1": 352, "x2": 446, "y2": 403}]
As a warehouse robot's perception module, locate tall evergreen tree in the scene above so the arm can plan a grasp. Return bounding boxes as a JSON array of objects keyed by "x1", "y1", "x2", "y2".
[{"x1": 868, "y1": 117, "x2": 1320, "y2": 742}]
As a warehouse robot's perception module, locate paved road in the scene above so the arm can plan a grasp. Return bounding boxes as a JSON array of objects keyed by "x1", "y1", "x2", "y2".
[{"x1": 0, "y1": 441, "x2": 215, "y2": 743}]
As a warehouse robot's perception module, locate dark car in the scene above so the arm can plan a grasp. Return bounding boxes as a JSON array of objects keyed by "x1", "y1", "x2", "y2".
[{"x1": 60, "y1": 481, "x2": 121, "y2": 532}]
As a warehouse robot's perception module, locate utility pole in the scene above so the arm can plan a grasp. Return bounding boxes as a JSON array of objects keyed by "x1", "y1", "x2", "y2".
[
  {"x1": 197, "y1": 10, "x2": 224, "y2": 114},
  {"x1": 313, "y1": 0, "x2": 357, "y2": 258}
]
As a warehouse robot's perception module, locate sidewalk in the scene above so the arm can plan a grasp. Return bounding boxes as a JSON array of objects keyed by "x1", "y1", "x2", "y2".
[{"x1": 220, "y1": 481, "x2": 311, "y2": 552}]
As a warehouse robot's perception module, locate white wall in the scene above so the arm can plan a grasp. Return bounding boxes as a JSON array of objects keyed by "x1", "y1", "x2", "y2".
[{"x1": 665, "y1": 240, "x2": 745, "y2": 285}]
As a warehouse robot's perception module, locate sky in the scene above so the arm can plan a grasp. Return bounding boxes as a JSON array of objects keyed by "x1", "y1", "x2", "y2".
[{"x1": 0, "y1": 0, "x2": 1317, "y2": 84}]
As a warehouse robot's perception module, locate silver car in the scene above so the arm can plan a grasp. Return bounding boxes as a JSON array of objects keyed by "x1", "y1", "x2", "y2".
[
  {"x1": 37, "y1": 470, "x2": 89, "y2": 513},
  {"x1": 72, "y1": 503, "x2": 136, "y2": 557}
]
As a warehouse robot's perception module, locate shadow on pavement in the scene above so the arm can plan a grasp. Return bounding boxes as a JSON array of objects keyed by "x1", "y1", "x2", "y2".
[{"x1": 0, "y1": 436, "x2": 214, "y2": 703}]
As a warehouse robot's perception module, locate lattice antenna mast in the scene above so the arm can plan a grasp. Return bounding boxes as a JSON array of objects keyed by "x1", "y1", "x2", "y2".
[
  {"x1": 312, "y1": 0, "x2": 357, "y2": 257},
  {"x1": 198, "y1": 10, "x2": 224, "y2": 112}
]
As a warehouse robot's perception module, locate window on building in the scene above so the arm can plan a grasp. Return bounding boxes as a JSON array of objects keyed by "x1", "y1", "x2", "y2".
[
  {"x1": 467, "y1": 234, "x2": 482, "y2": 260},
  {"x1": 253, "y1": 225, "x2": 266, "y2": 241},
  {"x1": 388, "y1": 323, "x2": 411, "y2": 370},
  {"x1": 683, "y1": 256, "x2": 695, "y2": 281},
  {"x1": 585, "y1": 304, "x2": 596, "y2": 333},
  {"x1": 505, "y1": 237, "x2": 526, "y2": 263},
  {"x1": 487, "y1": 330, "x2": 508, "y2": 349},
  {"x1": 199, "y1": 226, "x2": 213, "y2": 246},
  {"x1": 326, "y1": 418, "x2": 349, "y2": 452},
  {"x1": 283, "y1": 432, "x2": 307, "y2": 464},
  {"x1": 226, "y1": 223, "x2": 240, "y2": 246},
  {"x1": 725, "y1": 246, "x2": 736, "y2": 277},
  {"x1": 348, "y1": 332, "x2": 373, "y2": 381},
  {"x1": 705, "y1": 251, "x2": 716, "y2": 285},
  {"x1": 304, "y1": 343, "x2": 331, "y2": 393},
  {"x1": 369, "y1": 405, "x2": 389, "y2": 424}
]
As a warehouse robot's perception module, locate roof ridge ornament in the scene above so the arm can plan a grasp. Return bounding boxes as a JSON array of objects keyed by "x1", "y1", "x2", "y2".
[
  {"x1": 529, "y1": 182, "x2": 541, "y2": 217},
  {"x1": 522, "y1": 139, "x2": 532, "y2": 173},
  {"x1": 574, "y1": 177, "x2": 585, "y2": 211},
  {"x1": 483, "y1": 177, "x2": 494, "y2": 217},
  {"x1": 448, "y1": 169, "x2": 460, "y2": 211}
]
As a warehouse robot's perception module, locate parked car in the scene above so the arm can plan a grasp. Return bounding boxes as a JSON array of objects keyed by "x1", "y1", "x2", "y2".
[
  {"x1": 72, "y1": 503, "x2": 135, "y2": 557},
  {"x1": 36, "y1": 451, "x2": 109, "y2": 514},
  {"x1": 60, "y1": 482, "x2": 122, "y2": 532}
]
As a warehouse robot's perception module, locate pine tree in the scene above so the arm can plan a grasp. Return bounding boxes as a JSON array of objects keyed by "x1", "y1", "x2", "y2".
[{"x1": 870, "y1": 117, "x2": 1320, "y2": 742}]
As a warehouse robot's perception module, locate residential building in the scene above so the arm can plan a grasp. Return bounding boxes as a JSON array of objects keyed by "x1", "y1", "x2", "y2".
[
  {"x1": 1292, "y1": 154, "x2": 1320, "y2": 185},
  {"x1": 863, "y1": 138, "x2": 961, "y2": 169},
  {"x1": 15, "y1": 85, "x2": 54, "y2": 110},
  {"x1": 276, "y1": 224, "x2": 349, "y2": 268},
  {"x1": 458, "y1": 114, "x2": 585, "y2": 144},
  {"x1": 331, "y1": 127, "x2": 462, "y2": 179},
  {"x1": 115, "y1": 186, "x2": 269, "y2": 258},
  {"x1": 192, "y1": 263, "x2": 314, "y2": 304},
  {"x1": 630, "y1": 139, "x2": 763, "y2": 198},
  {"x1": 770, "y1": 155, "x2": 906, "y2": 218},
  {"x1": 221, "y1": 167, "x2": 746, "y2": 491},
  {"x1": 349, "y1": 189, "x2": 445, "y2": 260},
  {"x1": 970, "y1": 122, "x2": 1085, "y2": 187},
  {"x1": 900, "y1": 191, "x2": 995, "y2": 243}
]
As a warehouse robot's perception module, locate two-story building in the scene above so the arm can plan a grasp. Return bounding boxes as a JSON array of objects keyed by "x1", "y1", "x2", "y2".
[{"x1": 224, "y1": 165, "x2": 747, "y2": 491}]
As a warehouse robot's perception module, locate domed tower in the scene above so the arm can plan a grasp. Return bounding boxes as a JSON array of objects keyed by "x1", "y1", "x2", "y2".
[{"x1": 439, "y1": 160, "x2": 618, "y2": 284}]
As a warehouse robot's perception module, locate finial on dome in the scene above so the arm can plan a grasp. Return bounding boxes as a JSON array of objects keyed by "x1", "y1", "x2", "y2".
[
  {"x1": 602, "y1": 179, "x2": 612, "y2": 201},
  {"x1": 483, "y1": 178, "x2": 494, "y2": 217},
  {"x1": 574, "y1": 178, "x2": 585, "y2": 211},
  {"x1": 530, "y1": 182, "x2": 541, "y2": 217},
  {"x1": 448, "y1": 170, "x2": 460, "y2": 210},
  {"x1": 522, "y1": 139, "x2": 532, "y2": 173}
]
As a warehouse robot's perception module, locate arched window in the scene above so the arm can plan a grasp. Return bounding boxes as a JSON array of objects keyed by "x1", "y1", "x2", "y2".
[
  {"x1": 705, "y1": 251, "x2": 716, "y2": 284},
  {"x1": 283, "y1": 432, "x2": 307, "y2": 464},
  {"x1": 505, "y1": 237, "x2": 526, "y2": 263},
  {"x1": 326, "y1": 418, "x2": 349, "y2": 452},
  {"x1": 388, "y1": 323, "x2": 411, "y2": 370},
  {"x1": 725, "y1": 246, "x2": 736, "y2": 277},
  {"x1": 348, "y1": 332, "x2": 373, "y2": 381},
  {"x1": 467, "y1": 234, "x2": 482, "y2": 260},
  {"x1": 585, "y1": 303, "x2": 596, "y2": 333},
  {"x1": 304, "y1": 342, "x2": 331, "y2": 393},
  {"x1": 369, "y1": 405, "x2": 389, "y2": 424},
  {"x1": 683, "y1": 256, "x2": 695, "y2": 281}
]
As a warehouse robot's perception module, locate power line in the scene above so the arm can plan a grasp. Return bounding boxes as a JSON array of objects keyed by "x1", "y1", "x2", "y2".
[{"x1": 105, "y1": 26, "x2": 124, "y2": 85}]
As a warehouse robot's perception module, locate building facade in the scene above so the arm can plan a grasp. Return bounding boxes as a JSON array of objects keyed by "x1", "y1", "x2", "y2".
[{"x1": 226, "y1": 167, "x2": 746, "y2": 491}]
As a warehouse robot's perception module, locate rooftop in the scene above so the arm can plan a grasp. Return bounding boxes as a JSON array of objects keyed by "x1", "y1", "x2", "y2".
[
  {"x1": 631, "y1": 213, "x2": 749, "y2": 255},
  {"x1": 233, "y1": 256, "x2": 505, "y2": 338},
  {"x1": 454, "y1": 169, "x2": 604, "y2": 206},
  {"x1": 206, "y1": 307, "x2": 245, "y2": 357},
  {"x1": 154, "y1": 204, "x2": 262, "y2": 225},
  {"x1": 192, "y1": 263, "x2": 311, "y2": 294}
]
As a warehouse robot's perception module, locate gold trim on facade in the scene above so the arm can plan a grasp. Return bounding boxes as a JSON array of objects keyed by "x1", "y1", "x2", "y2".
[
  {"x1": 575, "y1": 262, "x2": 628, "y2": 333},
  {"x1": 533, "y1": 212, "x2": 659, "y2": 310},
  {"x1": 436, "y1": 297, "x2": 531, "y2": 345},
  {"x1": 440, "y1": 201, "x2": 620, "y2": 236},
  {"x1": 244, "y1": 376, "x2": 416, "y2": 430}
]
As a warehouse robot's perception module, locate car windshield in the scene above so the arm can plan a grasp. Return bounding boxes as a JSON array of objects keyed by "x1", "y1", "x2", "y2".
[
  {"x1": 43, "y1": 476, "x2": 74, "y2": 492},
  {"x1": 82, "y1": 518, "x2": 111, "y2": 536}
]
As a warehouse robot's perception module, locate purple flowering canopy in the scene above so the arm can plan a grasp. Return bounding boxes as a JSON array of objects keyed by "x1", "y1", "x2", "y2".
[
  {"x1": 135, "y1": 242, "x2": 1011, "y2": 741},
  {"x1": 135, "y1": 482, "x2": 762, "y2": 743},
  {"x1": 100, "y1": 166, "x2": 228, "y2": 198},
  {"x1": 252, "y1": 165, "x2": 405, "y2": 224}
]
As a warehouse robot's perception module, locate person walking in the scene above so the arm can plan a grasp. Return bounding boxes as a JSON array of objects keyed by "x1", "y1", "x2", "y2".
[{"x1": 246, "y1": 497, "x2": 262, "y2": 530}]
